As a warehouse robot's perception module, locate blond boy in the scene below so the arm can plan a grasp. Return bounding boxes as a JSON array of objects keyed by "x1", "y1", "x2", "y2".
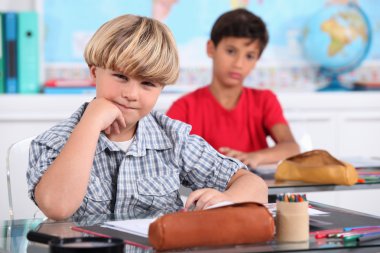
[{"x1": 27, "y1": 14, "x2": 267, "y2": 220}]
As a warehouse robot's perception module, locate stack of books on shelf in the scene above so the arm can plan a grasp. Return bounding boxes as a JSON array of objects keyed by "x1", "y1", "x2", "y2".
[
  {"x1": 353, "y1": 82, "x2": 380, "y2": 91},
  {"x1": 0, "y1": 11, "x2": 40, "y2": 94},
  {"x1": 43, "y1": 79, "x2": 95, "y2": 94}
]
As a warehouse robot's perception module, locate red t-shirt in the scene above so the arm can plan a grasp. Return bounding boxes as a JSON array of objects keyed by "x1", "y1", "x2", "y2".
[{"x1": 166, "y1": 86, "x2": 287, "y2": 152}]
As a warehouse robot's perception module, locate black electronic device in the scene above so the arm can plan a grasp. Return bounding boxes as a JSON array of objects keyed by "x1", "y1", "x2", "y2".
[{"x1": 27, "y1": 231, "x2": 124, "y2": 253}]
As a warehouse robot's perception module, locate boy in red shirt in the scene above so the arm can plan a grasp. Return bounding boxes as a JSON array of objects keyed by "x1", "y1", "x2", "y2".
[{"x1": 167, "y1": 8, "x2": 300, "y2": 169}]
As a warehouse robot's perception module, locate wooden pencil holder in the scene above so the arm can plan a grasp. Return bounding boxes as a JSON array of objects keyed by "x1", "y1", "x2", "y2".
[{"x1": 276, "y1": 201, "x2": 309, "y2": 242}]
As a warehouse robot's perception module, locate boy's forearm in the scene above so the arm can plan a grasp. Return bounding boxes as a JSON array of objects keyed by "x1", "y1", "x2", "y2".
[
  {"x1": 225, "y1": 169, "x2": 268, "y2": 204},
  {"x1": 253, "y1": 141, "x2": 300, "y2": 165},
  {"x1": 35, "y1": 119, "x2": 100, "y2": 220}
]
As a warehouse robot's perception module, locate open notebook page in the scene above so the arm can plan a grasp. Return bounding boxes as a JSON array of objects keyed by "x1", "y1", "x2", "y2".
[
  {"x1": 101, "y1": 201, "x2": 235, "y2": 238},
  {"x1": 102, "y1": 218, "x2": 156, "y2": 238}
]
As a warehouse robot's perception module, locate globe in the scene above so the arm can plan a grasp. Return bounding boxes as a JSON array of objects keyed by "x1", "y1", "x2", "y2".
[{"x1": 302, "y1": 3, "x2": 372, "y2": 91}]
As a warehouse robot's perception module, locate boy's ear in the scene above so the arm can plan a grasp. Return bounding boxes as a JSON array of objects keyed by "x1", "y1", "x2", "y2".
[
  {"x1": 89, "y1": 66, "x2": 97, "y2": 82},
  {"x1": 206, "y1": 40, "x2": 216, "y2": 58}
]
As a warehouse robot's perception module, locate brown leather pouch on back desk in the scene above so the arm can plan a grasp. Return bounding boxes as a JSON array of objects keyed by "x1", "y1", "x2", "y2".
[
  {"x1": 275, "y1": 149, "x2": 358, "y2": 186},
  {"x1": 148, "y1": 202, "x2": 275, "y2": 251}
]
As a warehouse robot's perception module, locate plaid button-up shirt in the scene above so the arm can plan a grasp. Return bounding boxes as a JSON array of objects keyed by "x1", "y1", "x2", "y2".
[{"x1": 27, "y1": 103, "x2": 244, "y2": 218}]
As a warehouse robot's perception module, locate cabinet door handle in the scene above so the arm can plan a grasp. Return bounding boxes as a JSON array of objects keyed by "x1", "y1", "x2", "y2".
[
  {"x1": 289, "y1": 118, "x2": 331, "y2": 123},
  {"x1": 345, "y1": 118, "x2": 380, "y2": 122}
]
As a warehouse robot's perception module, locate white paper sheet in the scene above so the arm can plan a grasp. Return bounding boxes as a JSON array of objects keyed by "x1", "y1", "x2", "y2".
[
  {"x1": 102, "y1": 218, "x2": 156, "y2": 238},
  {"x1": 100, "y1": 202, "x2": 236, "y2": 238},
  {"x1": 264, "y1": 203, "x2": 329, "y2": 217}
]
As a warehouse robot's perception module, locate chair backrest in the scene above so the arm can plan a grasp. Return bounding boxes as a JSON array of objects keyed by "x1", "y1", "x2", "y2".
[{"x1": 6, "y1": 137, "x2": 45, "y2": 220}]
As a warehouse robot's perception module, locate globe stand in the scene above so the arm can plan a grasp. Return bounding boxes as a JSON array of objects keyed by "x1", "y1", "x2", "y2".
[{"x1": 318, "y1": 75, "x2": 351, "y2": 92}]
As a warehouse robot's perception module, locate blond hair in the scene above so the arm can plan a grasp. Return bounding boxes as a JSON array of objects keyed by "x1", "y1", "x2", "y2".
[{"x1": 84, "y1": 14, "x2": 179, "y2": 85}]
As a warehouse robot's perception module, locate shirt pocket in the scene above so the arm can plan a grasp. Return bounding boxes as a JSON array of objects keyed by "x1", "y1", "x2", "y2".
[
  {"x1": 133, "y1": 175, "x2": 180, "y2": 216},
  {"x1": 83, "y1": 176, "x2": 114, "y2": 215}
]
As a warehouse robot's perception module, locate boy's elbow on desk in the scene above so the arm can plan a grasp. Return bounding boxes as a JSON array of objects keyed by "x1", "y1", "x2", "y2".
[
  {"x1": 228, "y1": 169, "x2": 268, "y2": 204},
  {"x1": 42, "y1": 209, "x2": 73, "y2": 221},
  {"x1": 40, "y1": 202, "x2": 77, "y2": 221},
  {"x1": 240, "y1": 171, "x2": 268, "y2": 204},
  {"x1": 253, "y1": 173, "x2": 269, "y2": 203},
  {"x1": 35, "y1": 195, "x2": 77, "y2": 221}
]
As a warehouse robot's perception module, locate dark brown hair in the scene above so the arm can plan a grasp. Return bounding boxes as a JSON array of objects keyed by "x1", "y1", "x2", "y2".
[{"x1": 210, "y1": 8, "x2": 269, "y2": 56}]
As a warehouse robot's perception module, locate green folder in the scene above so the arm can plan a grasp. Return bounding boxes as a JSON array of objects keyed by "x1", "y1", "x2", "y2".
[{"x1": 17, "y1": 12, "x2": 40, "y2": 94}]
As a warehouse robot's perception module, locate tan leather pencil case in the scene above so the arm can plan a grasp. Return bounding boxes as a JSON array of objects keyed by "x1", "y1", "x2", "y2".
[
  {"x1": 148, "y1": 202, "x2": 275, "y2": 251},
  {"x1": 275, "y1": 149, "x2": 358, "y2": 186}
]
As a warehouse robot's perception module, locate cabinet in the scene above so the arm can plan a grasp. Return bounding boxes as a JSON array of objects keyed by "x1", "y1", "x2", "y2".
[
  {"x1": 279, "y1": 92, "x2": 380, "y2": 157},
  {"x1": 1, "y1": 92, "x2": 380, "y2": 220},
  {"x1": 337, "y1": 111, "x2": 380, "y2": 157},
  {"x1": 285, "y1": 112, "x2": 337, "y2": 153}
]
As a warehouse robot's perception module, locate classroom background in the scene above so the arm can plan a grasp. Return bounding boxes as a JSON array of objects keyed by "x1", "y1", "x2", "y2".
[
  {"x1": 39, "y1": 0, "x2": 380, "y2": 92},
  {"x1": 1, "y1": 0, "x2": 380, "y2": 93},
  {"x1": 1, "y1": 0, "x2": 380, "y2": 221}
]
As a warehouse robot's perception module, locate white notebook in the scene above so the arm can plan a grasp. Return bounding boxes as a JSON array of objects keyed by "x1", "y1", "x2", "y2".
[
  {"x1": 102, "y1": 218, "x2": 156, "y2": 238},
  {"x1": 101, "y1": 201, "x2": 235, "y2": 238}
]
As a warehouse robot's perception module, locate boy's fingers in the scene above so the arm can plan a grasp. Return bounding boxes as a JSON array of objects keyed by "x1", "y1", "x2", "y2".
[
  {"x1": 112, "y1": 122, "x2": 120, "y2": 134},
  {"x1": 117, "y1": 114, "x2": 127, "y2": 128},
  {"x1": 186, "y1": 189, "x2": 221, "y2": 211},
  {"x1": 193, "y1": 195, "x2": 210, "y2": 211},
  {"x1": 237, "y1": 154, "x2": 247, "y2": 160},
  {"x1": 219, "y1": 147, "x2": 229, "y2": 153},
  {"x1": 226, "y1": 150, "x2": 240, "y2": 157},
  {"x1": 203, "y1": 198, "x2": 220, "y2": 210},
  {"x1": 195, "y1": 195, "x2": 215, "y2": 210},
  {"x1": 185, "y1": 189, "x2": 206, "y2": 209},
  {"x1": 241, "y1": 158, "x2": 249, "y2": 165},
  {"x1": 184, "y1": 193, "x2": 199, "y2": 209},
  {"x1": 227, "y1": 149, "x2": 241, "y2": 156}
]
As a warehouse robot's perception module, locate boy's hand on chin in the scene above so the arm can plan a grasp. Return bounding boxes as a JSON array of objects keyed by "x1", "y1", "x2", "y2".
[{"x1": 83, "y1": 98, "x2": 126, "y2": 133}]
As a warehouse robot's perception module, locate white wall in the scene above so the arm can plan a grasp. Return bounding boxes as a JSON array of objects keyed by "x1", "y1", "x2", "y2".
[{"x1": 0, "y1": 0, "x2": 34, "y2": 11}]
